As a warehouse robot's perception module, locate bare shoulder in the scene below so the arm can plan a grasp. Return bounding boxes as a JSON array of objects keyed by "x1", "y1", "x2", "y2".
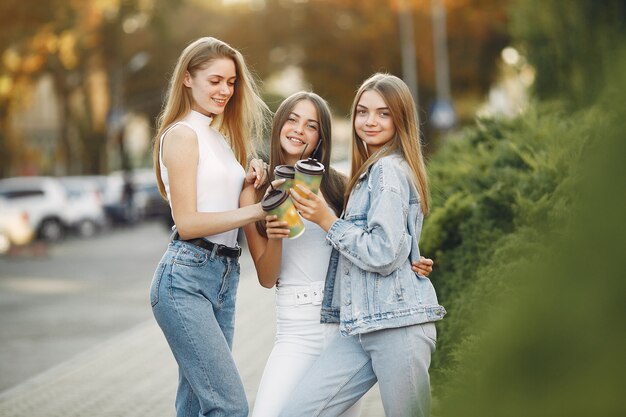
[
  {"x1": 163, "y1": 123, "x2": 197, "y2": 149},
  {"x1": 162, "y1": 124, "x2": 198, "y2": 166}
]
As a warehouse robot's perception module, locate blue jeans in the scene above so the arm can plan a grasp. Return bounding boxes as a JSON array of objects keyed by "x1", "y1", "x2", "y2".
[
  {"x1": 151, "y1": 240, "x2": 246, "y2": 417},
  {"x1": 279, "y1": 323, "x2": 437, "y2": 417}
]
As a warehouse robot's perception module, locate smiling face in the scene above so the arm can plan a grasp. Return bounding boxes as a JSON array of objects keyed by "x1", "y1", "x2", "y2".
[
  {"x1": 279, "y1": 99, "x2": 320, "y2": 165},
  {"x1": 354, "y1": 89, "x2": 397, "y2": 154},
  {"x1": 184, "y1": 57, "x2": 236, "y2": 117}
]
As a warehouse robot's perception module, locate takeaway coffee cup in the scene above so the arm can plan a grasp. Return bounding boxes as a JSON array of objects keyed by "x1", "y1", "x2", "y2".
[
  {"x1": 261, "y1": 189, "x2": 305, "y2": 239},
  {"x1": 293, "y1": 158, "x2": 325, "y2": 198},
  {"x1": 274, "y1": 165, "x2": 295, "y2": 191}
]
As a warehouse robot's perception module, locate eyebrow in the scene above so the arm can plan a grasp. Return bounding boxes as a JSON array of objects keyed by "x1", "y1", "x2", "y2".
[
  {"x1": 209, "y1": 74, "x2": 237, "y2": 80},
  {"x1": 290, "y1": 112, "x2": 319, "y2": 124},
  {"x1": 356, "y1": 104, "x2": 389, "y2": 110}
]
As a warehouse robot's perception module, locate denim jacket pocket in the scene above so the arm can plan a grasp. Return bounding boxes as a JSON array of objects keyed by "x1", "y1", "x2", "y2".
[{"x1": 173, "y1": 244, "x2": 209, "y2": 267}]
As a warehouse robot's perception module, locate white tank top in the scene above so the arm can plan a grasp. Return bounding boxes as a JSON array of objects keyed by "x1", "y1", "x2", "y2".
[
  {"x1": 159, "y1": 110, "x2": 245, "y2": 247},
  {"x1": 278, "y1": 218, "x2": 332, "y2": 288}
]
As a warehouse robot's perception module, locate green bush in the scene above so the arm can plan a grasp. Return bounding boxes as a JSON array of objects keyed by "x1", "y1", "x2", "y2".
[
  {"x1": 425, "y1": 56, "x2": 626, "y2": 417},
  {"x1": 423, "y1": 106, "x2": 592, "y2": 374}
]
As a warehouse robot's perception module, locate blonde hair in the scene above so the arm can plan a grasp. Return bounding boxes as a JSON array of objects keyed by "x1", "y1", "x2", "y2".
[
  {"x1": 153, "y1": 37, "x2": 269, "y2": 198},
  {"x1": 346, "y1": 73, "x2": 429, "y2": 215}
]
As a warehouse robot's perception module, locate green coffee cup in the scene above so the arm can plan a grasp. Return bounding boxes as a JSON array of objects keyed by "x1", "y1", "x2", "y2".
[
  {"x1": 293, "y1": 158, "x2": 325, "y2": 198},
  {"x1": 274, "y1": 165, "x2": 295, "y2": 191},
  {"x1": 261, "y1": 189, "x2": 305, "y2": 239}
]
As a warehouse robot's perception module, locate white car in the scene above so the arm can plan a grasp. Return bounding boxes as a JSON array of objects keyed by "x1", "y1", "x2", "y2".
[
  {"x1": 58, "y1": 176, "x2": 108, "y2": 237},
  {"x1": 0, "y1": 197, "x2": 35, "y2": 254},
  {"x1": 0, "y1": 176, "x2": 71, "y2": 242}
]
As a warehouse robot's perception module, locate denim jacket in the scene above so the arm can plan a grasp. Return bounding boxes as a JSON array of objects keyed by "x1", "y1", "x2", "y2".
[{"x1": 320, "y1": 153, "x2": 446, "y2": 336}]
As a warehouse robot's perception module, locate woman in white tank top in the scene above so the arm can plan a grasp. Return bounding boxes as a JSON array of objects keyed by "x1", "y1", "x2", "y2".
[
  {"x1": 149, "y1": 37, "x2": 270, "y2": 417},
  {"x1": 240, "y1": 92, "x2": 434, "y2": 417}
]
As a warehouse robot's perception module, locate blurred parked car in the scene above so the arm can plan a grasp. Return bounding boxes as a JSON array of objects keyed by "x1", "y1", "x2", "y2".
[
  {"x1": 101, "y1": 172, "x2": 140, "y2": 225},
  {"x1": 0, "y1": 197, "x2": 35, "y2": 254},
  {"x1": 103, "y1": 168, "x2": 173, "y2": 227},
  {"x1": 58, "y1": 176, "x2": 108, "y2": 237},
  {"x1": 0, "y1": 177, "x2": 70, "y2": 242},
  {"x1": 139, "y1": 181, "x2": 174, "y2": 229}
]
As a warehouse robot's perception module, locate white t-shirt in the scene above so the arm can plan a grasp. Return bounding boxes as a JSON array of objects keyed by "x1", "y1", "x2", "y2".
[
  {"x1": 278, "y1": 218, "x2": 332, "y2": 288},
  {"x1": 159, "y1": 110, "x2": 245, "y2": 247}
]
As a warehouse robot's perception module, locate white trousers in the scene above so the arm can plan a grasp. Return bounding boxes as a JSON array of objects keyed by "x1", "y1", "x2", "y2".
[{"x1": 251, "y1": 283, "x2": 362, "y2": 417}]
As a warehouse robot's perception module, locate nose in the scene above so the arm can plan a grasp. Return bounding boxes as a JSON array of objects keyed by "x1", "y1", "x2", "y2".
[
  {"x1": 219, "y1": 81, "x2": 231, "y2": 95},
  {"x1": 293, "y1": 122, "x2": 305, "y2": 134},
  {"x1": 365, "y1": 113, "x2": 377, "y2": 126}
]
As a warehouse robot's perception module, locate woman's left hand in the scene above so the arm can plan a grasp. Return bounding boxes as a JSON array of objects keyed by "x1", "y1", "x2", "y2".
[
  {"x1": 246, "y1": 158, "x2": 269, "y2": 189},
  {"x1": 290, "y1": 184, "x2": 338, "y2": 232},
  {"x1": 412, "y1": 256, "x2": 434, "y2": 276}
]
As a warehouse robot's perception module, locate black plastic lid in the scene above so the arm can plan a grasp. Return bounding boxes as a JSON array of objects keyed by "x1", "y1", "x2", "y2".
[
  {"x1": 295, "y1": 158, "x2": 325, "y2": 175},
  {"x1": 261, "y1": 189, "x2": 289, "y2": 211},
  {"x1": 274, "y1": 165, "x2": 295, "y2": 179}
]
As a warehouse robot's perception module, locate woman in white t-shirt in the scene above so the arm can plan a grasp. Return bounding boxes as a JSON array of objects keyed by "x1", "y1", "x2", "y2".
[
  {"x1": 149, "y1": 37, "x2": 270, "y2": 417},
  {"x1": 240, "y1": 91, "x2": 434, "y2": 417}
]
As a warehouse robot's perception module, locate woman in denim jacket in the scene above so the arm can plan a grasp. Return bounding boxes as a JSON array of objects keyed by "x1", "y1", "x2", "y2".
[{"x1": 281, "y1": 73, "x2": 446, "y2": 417}]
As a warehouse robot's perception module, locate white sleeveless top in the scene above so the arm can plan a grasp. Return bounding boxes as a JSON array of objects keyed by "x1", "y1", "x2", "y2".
[
  {"x1": 278, "y1": 218, "x2": 332, "y2": 288},
  {"x1": 159, "y1": 110, "x2": 245, "y2": 247}
]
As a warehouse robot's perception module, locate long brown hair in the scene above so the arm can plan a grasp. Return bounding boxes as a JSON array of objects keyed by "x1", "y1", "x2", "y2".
[
  {"x1": 153, "y1": 37, "x2": 269, "y2": 199},
  {"x1": 255, "y1": 91, "x2": 346, "y2": 236},
  {"x1": 346, "y1": 73, "x2": 429, "y2": 215}
]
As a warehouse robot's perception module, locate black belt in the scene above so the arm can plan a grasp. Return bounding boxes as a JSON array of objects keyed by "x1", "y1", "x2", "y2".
[{"x1": 172, "y1": 231, "x2": 241, "y2": 259}]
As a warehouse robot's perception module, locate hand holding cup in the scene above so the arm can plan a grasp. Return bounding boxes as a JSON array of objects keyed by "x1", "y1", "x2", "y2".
[
  {"x1": 262, "y1": 187, "x2": 305, "y2": 239},
  {"x1": 264, "y1": 215, "x2": 290, "y2": 240},
  {"x1": 289, "y1": 184, "x2": 338, "y2": 232}
]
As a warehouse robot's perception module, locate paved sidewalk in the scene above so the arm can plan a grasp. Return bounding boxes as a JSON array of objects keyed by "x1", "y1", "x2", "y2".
[{"x1": 0, "y1": 251, "x2": 384, "y2": 416}]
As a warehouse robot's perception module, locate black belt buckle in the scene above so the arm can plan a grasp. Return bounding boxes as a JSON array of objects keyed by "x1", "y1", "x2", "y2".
[
  {"x1": 172, "y1": 231, "x2": 240, "y2": 259},
  {"x1": 216, "y1": 243, "x2": 242, "y2": 259}
]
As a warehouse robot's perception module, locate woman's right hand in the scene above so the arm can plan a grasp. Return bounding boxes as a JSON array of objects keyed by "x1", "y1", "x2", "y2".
[
  {"x1": 245, "y1": 158, "x2": 269, "y2": 189},
  {"x1": 265, "y1": 215, "x2": 290, "y2": 240}
]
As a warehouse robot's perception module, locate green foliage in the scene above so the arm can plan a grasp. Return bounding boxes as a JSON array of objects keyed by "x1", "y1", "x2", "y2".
[
  {"x1": 423, "y1": 106, "x2": 589, "y2": 315},
  {"x1": 426, "y1": 51, "x2": 626, "y2": 417},
  {"x1": 510, "y1": 0, "x2": 626, "y2": 107}
]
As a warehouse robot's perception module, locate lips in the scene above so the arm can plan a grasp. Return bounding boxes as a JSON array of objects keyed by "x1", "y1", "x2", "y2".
[
  {"x1": 363, "y1": 130, "x2": 380, "y2": 136},
  {"x1": 287, "y1": 136, "x2": 305, "y2": 145},
  {"x1": 212, "y1": 97, "x2": 228, "y2": 106}
]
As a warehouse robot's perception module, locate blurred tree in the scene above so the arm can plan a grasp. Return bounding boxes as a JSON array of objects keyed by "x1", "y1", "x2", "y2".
[
  {"x1": 511, "y1": 0, "x2": 626, "y2": 107},
  {"x1": 0, "y1": 0, "x2": 183, "y2": 176},
  {"x1": 220, "y1": 0, "x2": 509, "y2": 128},
  {"x1": 0, "y1": 0, "x2": 127, "y2": 175},
  {"x1": 0, "y1": 0, "x2": 65, "y2": 176},
  {"x1": 445, "y1": 0, "x2": 510, "y2": 97},
  {"x1": 1, "y1": 0, "x2": 512, "y2": 175}
]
